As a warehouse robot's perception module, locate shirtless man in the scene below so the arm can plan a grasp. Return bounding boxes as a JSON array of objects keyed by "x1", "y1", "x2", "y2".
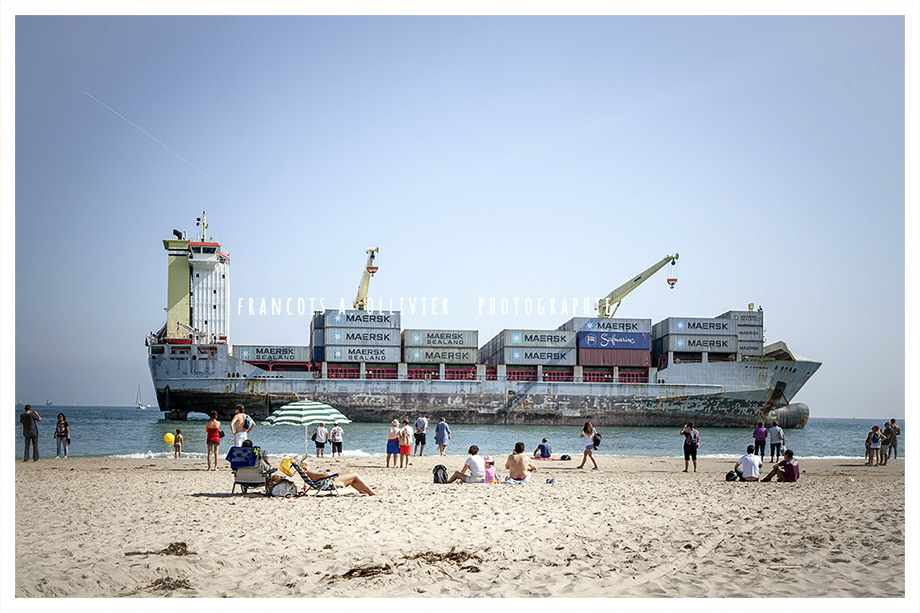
[
  {"x1": 505, "y1": 441, "x2": 537, "y2": 483},
  {"x1": 230, "y1": 405, "x2": 254, "y2": 447}
]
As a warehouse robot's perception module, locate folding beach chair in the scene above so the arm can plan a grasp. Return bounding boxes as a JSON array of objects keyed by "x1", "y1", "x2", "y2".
[
  {"x1": 290, "y1": 461, "x2": 339, "y2": 496},
  {"x1": 226, "y1": 446, "x2": 274, "y2": 495}
]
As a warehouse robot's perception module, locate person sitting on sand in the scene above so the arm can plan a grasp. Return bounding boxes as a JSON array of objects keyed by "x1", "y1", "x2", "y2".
[
  {"x1": 298, "y1": 458, "x2": 376, "y2": 496},
  {"x1": 505, "y1": 442, "x2": 537, "y2": 484},
  {"x1": 733, "y1": 445, "x2": 762, "y2": 482},
  {"x1": 483, "y1": 456, "x2": 497, "y2": 483},
  {"x1": 447, "y1": 445, "x2": 486, "y2": 484},
  {"x1": 761, "y1": 449, "x2": 800, "y2": 482},
  {"x1": 533, "y1": 438, "x2": 552, "y2": 459}
]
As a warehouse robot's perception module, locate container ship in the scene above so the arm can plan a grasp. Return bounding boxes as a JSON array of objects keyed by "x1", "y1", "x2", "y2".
[{"x1": 147, "y1": 215, "x2": 820, "y2": 429}]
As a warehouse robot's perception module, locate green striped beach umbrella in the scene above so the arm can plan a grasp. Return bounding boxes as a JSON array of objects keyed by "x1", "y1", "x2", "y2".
[{"x1": 263, "y1": 400, "x2": 352, "y2": 457}]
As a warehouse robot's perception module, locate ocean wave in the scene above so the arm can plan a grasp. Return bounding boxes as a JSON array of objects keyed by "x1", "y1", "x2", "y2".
[{"x1": 109, "y1": 451, "x2": 207, "y2": 459}]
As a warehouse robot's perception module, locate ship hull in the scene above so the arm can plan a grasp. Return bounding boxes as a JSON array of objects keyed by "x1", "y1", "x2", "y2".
[{"x1": 150, "y1": 344, "x2": 819, "y2": 429}]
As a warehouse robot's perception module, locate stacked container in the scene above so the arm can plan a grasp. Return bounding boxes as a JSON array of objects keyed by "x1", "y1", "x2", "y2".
[
  {"x1": 309, "y1": 312, "x2": 325, "y2": 363},
  {"x1": 563, "y1": 318, "x2": 652, "y2": 367},
  {"x1": 716, "y1": 310, "x2": 764, "y2": 357},
  {"x1": 478, "y1": 329, "x2": 576, "y2": 366},
  {"x1": 651, "y1": 317, "x2": 738, "y2": 360},
  {"x1": 233, "y1": 346, "x2": 311, "y2": 363},
  {"x1": 312, "y1": 310, "x2": 401, "y2": 363},
  {"x1": 402, "y1": 329, "x2": 479, "y2": 364}
]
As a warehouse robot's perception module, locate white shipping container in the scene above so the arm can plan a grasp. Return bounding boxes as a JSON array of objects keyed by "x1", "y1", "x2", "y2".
[
  {"x1": 402, "y1": 329, "x2": 478, "y2": 348},
  {"x1": 233, "y1": 345, "x2": 311, "y2": 362},
  {"x1": 325, "y1": 346, "x2": 401, "y2": 363},
  {"x1": 404, "y1": 346, "x2": 478, "y2": 364},
  {"x1": 558, "y1": 317, "x2": 652, "y2": 334},
  {"x1": 717, "y1": 310, "x2": 764, "y2": 326},
  {"x1": 661, "y1": 335, "x2": 738, "y2": 353},
  {"x1": 738, "y1": 341, "x2": 764, "y2": 356},
  {"x1": 652, "y1": 318, "x2": 738, "y2": 339},
  {"x1": 501, "y1": 329, "x2": 575, "y2": 348},
  {"x1": 502, "y1": 346, "x2": 577, "y2": 366},
  {"x1": 321, "y1": 309, "x2": 401, "y2": 329},
  {"x1": 737, "y1": 326, "x2": 763, "y2": 341},
  {"x1": 324, "y1": 327, "x2": 400, "y2": 346}
]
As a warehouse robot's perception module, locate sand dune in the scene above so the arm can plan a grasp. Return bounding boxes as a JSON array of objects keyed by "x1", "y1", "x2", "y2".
[{"x1": 14, "y1": 454, "x2": 904, "y2": 598}]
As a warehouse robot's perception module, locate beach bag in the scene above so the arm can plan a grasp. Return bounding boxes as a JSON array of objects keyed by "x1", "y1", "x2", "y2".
[
  {"x1": 219, "y1": 430, "x2": 226, "y2": 439},
  {"x1": 311, "y1": 430, "x2": 317, "y2": 442},
  {"x1": 725, "y1": 470, "x2": 738, "y2": 481},
  {"x1": 433, "y1": 465, "x2": 448, "y2": 484},
  {"x1": 271, "y1": 479, "x2": 298, "y2": 497},
  {"x1": 560, "y1": 454, "x2": 571, "y2": 461},
  {"x1": 592, "y1": 431, "x2": 602, "y2": 449}
]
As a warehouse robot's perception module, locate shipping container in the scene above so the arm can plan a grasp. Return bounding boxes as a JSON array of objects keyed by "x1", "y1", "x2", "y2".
[
  {"x1": 402, "y1": 329, "x2": 478, "y2": 348},
  {"x1": 655, "y1": 335, "x2": 738, "y2": 353},
  {"x1": 311, "y1": 312, "x2": 325, "y2": 329},
  {"x1": 737, "y1": 326, "x2": 763, "y2": 341},
  {"x1": 716, "y1": 310, "x2": 764, "y2": 326},
  {"x1": 499, "y1": 329, "x2": 576, "y2": 348},
  {"x1": 323, "y1": 327, "x2": 400, "y2": 346},
  {"x1": 312, "y1": 346, "x2": 324, "y2": 363},
  {"x1": 324, "y1": 346, "x2": 401, "y2": 363},
  {"x1": 502, "y1": 346, "x2": 577, "y2": 366},
  {"x1": 320, "y1": 309, "x2": 400, "y2": 329},
  {"x1": 233, "y1": 345, "x2": 311, "y2": 362},
  {"x1": 738, "y1": 341, "x2": 764, "y2": 356},
  {"x1": 577, "y1": 331, "x2": 651, "y2": 350},
  {"x1": 652, "y1": 317, "x2": 738, "y2": 339},
  {"x1": 404, "y1": 346, "x2": 478, "y2": 364},
  {"x1": 578, "y1": 348, "x2": 650, "y2": 367},
  {"x1": 312, "y1": 329, "x2": 325, "y2": 347},
  {"x1": 558, "y1": 317, "x2": 652, "y2": 334}
]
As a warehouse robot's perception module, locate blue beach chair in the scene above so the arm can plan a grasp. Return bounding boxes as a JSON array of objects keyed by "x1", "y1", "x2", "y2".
[{"x1": 226, "y1": 446, "x2": 273, "y2": 495}]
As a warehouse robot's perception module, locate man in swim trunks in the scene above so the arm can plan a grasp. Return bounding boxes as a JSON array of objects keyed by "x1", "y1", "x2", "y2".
[
  {"x1": 414, "y1": 415, "x2": 428, "y2": 457},
  {"x1": 231, "y1": 405, "x2": 254, "y2": 447},
  {"x1": 533, "y1": 438, "x2": 552, "y2": 459},
  {"x1": 506, "y1": 442, "x2": 537, "y2": 483}
]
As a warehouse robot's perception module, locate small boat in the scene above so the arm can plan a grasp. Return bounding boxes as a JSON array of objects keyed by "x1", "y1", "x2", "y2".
[
  {"x1": 136, "y1": 385, "x2": 148, "y2": 410},
  {"x1": 45, "y1": 399, "x2": 53, "y2": 406}
]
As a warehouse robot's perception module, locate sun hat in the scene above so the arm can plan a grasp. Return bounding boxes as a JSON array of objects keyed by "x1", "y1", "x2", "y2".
[
  {"x1": 483, "y1": 456, "x2": 493, "y2": 463},
  {"x1": 391, "y1": 419, "x2": 399, "y2": 427}
]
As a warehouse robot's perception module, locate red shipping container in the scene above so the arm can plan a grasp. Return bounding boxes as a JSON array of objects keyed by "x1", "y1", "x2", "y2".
[{"x1": 578, "y1": 348, "x2": 650, "y2": 367}]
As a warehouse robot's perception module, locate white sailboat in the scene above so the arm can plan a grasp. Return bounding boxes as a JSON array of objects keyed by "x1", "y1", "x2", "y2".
[{"x1": 136, "y1": 385, "x2": 148, "y2": 410}]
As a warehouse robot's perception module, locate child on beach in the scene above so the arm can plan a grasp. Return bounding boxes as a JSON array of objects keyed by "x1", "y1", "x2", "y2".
[
  {"x1": 174, "y1": 429, "x2": 183, "y2": 458},
  {"x1": 483, "y1": 456, "x2": 497, "y2": 483}
]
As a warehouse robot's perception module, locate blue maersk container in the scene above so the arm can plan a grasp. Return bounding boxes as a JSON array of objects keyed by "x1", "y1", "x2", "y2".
[{"x1": 577, "y1": 331, "x2": 651, "y2": 350}]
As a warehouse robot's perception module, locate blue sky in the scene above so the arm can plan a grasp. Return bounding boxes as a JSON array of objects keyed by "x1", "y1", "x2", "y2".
[{"x1": 13, "y1": 16, "x2": 907, "y2": 417}]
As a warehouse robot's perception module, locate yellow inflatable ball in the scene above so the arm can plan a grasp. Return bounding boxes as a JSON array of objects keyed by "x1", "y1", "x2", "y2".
[{"x1": 164, "y1": 433, "x2": 175, "y2": 444}]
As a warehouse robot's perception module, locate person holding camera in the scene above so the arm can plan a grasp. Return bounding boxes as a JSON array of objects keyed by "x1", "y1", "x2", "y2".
[{"x1": 680, "y1": 422, "x2": 700, "y2": 472}]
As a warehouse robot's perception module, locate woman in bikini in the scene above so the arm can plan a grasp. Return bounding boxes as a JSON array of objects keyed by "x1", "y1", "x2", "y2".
[{"x1": 205, "y1": 411, "x2": 222, "y2": 471}]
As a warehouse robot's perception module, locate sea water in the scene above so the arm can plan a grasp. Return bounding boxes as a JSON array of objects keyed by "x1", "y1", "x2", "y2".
[{"x1": 12, "y1": 406, "x2": 905, "y2": 461}]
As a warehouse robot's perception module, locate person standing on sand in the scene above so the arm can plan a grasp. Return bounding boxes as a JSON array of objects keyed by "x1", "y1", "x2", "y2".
[
  {"x1": 398, "y1": 418, "x2": 414, "y2": 468},
  {"x1": 879, "y1": 423, "x2": 892, "y2": 466},
  {"x1": 767, "y1": 421, "x2": 785, "y2": 463},
  {"x1": 680, "y1": 422, "x2": 700, "y2": 472},
  {"x1": 577, "y1": 421, "x2": 599, "y2": 470},
  {"x1": 435, "y1": 417, "x2": 451, "y2": 456},
  {"x1": 887, "y1": 418, "x2": 900, "y2": 460},
  {"x1": 386, "y1": 419, "x2": 400, "y2": 468},
  {"x1": 20, "y1": 404, "x2": 41, "y2": 462},
  {"x1": 54, "y1": 413, "x2": 71, "y2": 459},
  {"x1": 867, "y1": 425, "x2": 883, "y2": 466},
  {"x1": 752, "y1": 421, "x2": 768, "y2": 461},
  {"x1": 329, "y1": 422, "x2": 344, "y2": 457},
  {"x1": 231, "y1": 405, "x2": 254, "y2": 447},
  {"x1": 313, "y1": 422, "x2": 328, "y2": 457},
  {"x1": 174, "y1": 429, "x2": 183, "y2": 459},
  {"x1": 414, "y1": 415, "x2": 428, "y2": 456},
  {"x1": 205, "y1": 411, "x2": 222, "y2": 471}
]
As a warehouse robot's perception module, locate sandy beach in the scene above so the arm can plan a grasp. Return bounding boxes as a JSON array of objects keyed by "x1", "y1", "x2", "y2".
[{"x1": 14, "y1": 453, "x2": 904, "y2": 598}]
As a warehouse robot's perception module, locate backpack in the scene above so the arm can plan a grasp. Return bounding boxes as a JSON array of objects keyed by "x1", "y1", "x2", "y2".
[
  {"x1": 433, "y1": 464, "x2": 448, "y2": 484},
  {"x1": 688, "y1": 429, "x2": 699, "y2": 447},
  {"x1": 560, "y1": 454, "x2": 571, "y2": 461},
  {"x1": 592, "y1": 430, "x2": 602, "y2": 449},
  {"x1": 725, "y1": 470, "x2": 738, "y2": 482}
]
